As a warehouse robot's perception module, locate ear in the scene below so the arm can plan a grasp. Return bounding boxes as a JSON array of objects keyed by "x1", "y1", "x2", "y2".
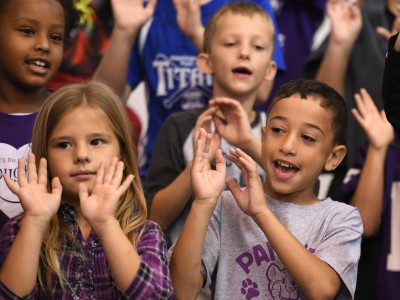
[
  {"x1": 264, "y1": 60, "x2": 277, "y2": 81},
  {"x1": 197, "y1": 53, "x2": 213, "y2": 75},
  {"x1": 324, "y1": 145, "x2": 347, "y2": 171}
]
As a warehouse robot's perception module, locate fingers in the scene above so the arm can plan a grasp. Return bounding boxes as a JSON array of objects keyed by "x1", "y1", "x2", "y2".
[
  {"x1": 26, "y1": 153, "x2": 37, "y2": 184},
  {"x1": 51, "y1": 177, "x2": 63, "y2": 197},
  {"x1": 118, "y1": 174, "x2": 134, "y2": 195},
  {"x1": 104, "y1": 157, "x2": 118, "y2": 185},
  {"x1": 37, "y1": 158, "x2": 48, "y2": 186},
  {"x1": 214, "y1": 149, "x2": 226, "y2": 174},
  {"x1": 3, "y1": 173, "x2": 18, "y2": 195}
]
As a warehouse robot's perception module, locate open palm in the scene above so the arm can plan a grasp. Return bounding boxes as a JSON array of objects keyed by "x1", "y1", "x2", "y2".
[
  {"x1": 4, "y1": 153, "x2": 62, "y2": 226},
  {"x1": 79, "y1": 158, "x2": 133, "y2": 229}
]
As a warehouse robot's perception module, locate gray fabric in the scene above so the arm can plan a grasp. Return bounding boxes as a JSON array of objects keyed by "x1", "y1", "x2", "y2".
[{"x1": 201, "y1": 192, "x2": 363, "y2": 299}]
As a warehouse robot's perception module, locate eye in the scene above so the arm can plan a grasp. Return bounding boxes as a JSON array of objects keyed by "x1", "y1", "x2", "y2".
[
  {"x1": 224, "y1": 42, "x2": 235, "y2": 47},
  {"x1": 254, "y1": 45, "x2": 264, "y2": 51},
  {"x1": 302, "y1": 135, "x2": 316, "y2": 142},
  {"x1": 56, "y1": 142, "x2": 71, "y2": 149},
  {"x1": 271, "y1": 127, "x2": 284, "y2": 134},
  {"x1": 50, "y1": 34, "x2": 64, "y2": 43},
  {"x1": 91, "y1": 139, "x2": 106, "y2": 146},
  {"x1": 18, "y1": 28, "x2": 34, "y2": 36}
]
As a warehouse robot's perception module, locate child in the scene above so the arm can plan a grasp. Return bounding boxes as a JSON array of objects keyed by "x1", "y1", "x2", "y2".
[
  {"x1": 95, "y1": 0, "x2": 285, "y2": 179},
  {"x1": 144, "y1": 1, "x2": 277, "y2": 245},
  {"x1": 0, "y1": 0, "x2": 80, "y2": 230},
  {"x1": 342, "y1": 88, "x2": 397, "y2": 299},
  {"x1": 170, "y1": 79, "x2": 363, "y2": 299},
  {"x1": 0, "y1": 81, "x2": 173, "y2": 299}
]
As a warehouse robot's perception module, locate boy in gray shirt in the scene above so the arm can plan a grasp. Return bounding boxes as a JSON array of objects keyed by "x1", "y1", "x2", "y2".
[{"x1": 170, "y1": 78, "x2": 363, "y2": 299}]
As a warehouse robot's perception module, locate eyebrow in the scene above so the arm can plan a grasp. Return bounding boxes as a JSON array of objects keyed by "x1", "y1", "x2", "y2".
[
  {"x1": 49, "y1": 132, "x2": 113, "y2": 141},
  {"x1": 269, "y1": 115, "x2": 325, "y2": 136}
]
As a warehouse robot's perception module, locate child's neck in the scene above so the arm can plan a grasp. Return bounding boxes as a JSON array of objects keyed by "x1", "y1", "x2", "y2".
[
  {"x1": 0, "y1": 86, "x2": 49, "y2": 113},
  {"x1": 263, "y1": 184, "x2": 320, "y2": 205}
]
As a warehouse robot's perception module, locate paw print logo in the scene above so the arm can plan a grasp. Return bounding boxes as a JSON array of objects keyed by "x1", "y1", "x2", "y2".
[{"x1": 241, "y1": 278, "x2": 260, "y2": 300}]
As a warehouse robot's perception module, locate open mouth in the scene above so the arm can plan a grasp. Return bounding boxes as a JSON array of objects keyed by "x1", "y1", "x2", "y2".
[
  {"x1": 274, "y1": 160, "x2": 298, "y2": 175},
  {"x1": 26, "y1": 59, "x2": 50, "y2": 73},
  {"x1": 232, "y1": 66, "x2": 252, "y2": 75}
]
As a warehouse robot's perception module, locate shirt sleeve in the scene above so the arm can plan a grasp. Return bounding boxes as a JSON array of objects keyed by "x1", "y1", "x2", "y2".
[
  {"x1": 144, "y1": 112, "x2": 197, "y2": 208},
  {"x1": 315, "y1": 207, "x2": 363, "y2": 299},
  {"x1": 0, "y1": 215, "x2": 39, "y2": 300},
  {"x1": 121, "y1": 221, "x2": 173, "y2": 299}
]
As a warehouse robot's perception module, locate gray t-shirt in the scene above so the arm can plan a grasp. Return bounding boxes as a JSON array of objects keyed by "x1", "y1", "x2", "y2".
[{"x1": 201, "y1": 192, "x2": 363, "y2": 299}]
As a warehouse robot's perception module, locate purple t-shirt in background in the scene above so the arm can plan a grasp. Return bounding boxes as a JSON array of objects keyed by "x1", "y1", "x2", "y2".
[{"x1": 0, "y1": 112, "x2": 37, "y2": 230}]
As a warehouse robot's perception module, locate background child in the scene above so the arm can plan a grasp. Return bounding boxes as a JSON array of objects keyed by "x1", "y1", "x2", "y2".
[
  {"x1": 0, "y1": 81, "x2": 173, "y2": 299},
  {"x1": 0, "y1": 0, "x2": 80, "y2": 230},
  {"x1": 144, "y1": 1, "x2": 277, "y2": 246},
  {"x1": 302, "y1": 0, "x2": 397, "y2": 201},
  {"x1": 342, "y1": 88, "x2": 398, "y2": 300},
  {"x1": 95, "y1": 0, "x2": 285, "y2": 180},
  {"x1": 170, "y1": 79, "x2": 363, "y2": 299}
]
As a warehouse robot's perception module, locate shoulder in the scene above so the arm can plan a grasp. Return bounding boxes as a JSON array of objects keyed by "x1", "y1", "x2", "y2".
[{"x1": 321, "y1": 198, "x2": 363, "y2": 232}]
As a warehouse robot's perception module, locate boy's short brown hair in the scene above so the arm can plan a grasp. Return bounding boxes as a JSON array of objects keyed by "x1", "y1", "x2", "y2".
[
  {"x1": 203, "y1": 1, "x2": 275, "y2": 53},
  {"x1": 268, "y1": 79, "x2": 348, "y2": 146}
]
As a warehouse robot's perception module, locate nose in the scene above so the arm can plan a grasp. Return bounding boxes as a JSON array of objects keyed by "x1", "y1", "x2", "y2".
[
  {"x1": 280, "y1": 134, "x2": 297, "y2": 155},
  {"x1": 35, "y1": 33, "x2": 50, "y2": 53},
  {"x1": 238, "y1": 45, "x2": 250, "y2": 60},
  {"x1": 74, "y1": 144, "x2": 91, "y2": 164}
]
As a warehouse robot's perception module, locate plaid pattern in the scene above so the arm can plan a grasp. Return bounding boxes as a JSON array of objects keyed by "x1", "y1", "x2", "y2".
[{"x1": 0, "y1": 204, "x2": 173, "y2": 299}]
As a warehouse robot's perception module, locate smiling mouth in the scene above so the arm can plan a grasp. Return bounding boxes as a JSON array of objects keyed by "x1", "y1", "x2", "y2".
[
  {"x1": 26, "y1": 59, "x2": 50, "y2": 74},
  {"x1": 274, "y1": 160, "x2": 298, "y2": 175}
]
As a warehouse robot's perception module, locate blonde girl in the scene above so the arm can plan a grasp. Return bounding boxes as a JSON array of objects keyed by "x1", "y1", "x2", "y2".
[{"x1": 0, "y1": 80, "x2": 173, "y2": 299}]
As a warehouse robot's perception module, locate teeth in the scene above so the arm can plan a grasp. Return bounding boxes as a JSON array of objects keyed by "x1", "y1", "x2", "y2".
[
  {"x1": 32, "y1": 60, "x2": 46, "y2": 67},
  {"x1": 278, "y1": 161, "x2": 292, "y2": 168}
]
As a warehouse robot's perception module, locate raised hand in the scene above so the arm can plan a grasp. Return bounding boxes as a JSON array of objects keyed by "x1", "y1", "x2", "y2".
[
  {"x1": 173, "y1": 0, "x2": 204, "y2": 50},
  {"x1": 226, "y1": 148, "x2": 267, "y2": 218},
  {"x1": 209, "y1": 97, "x2": 255, "y2": 147},
  {"x1": 191, "y1": 128, "x2": 226, "y2": 204},
  {"x1": 327, "y1": 0, "x2": 363, "y2": 45},
  {"x1": 192, "y1": 106, "x2": 221, "y2": 162},
  {"x1": 3, "y1": 153, "x2": 62, "y2": 227},
  {"x1": 352, "y1": 88, "x2": 395, "y2": 150},
  {"x1": 376, "y1": 1, "x2": 400, "y2": 40},
  {"x1": 111, "y1": 0, "x2": 157, "y2": 34},
  {"x1": 79, "y1": 158, "x2": 134, "y2": 231}
]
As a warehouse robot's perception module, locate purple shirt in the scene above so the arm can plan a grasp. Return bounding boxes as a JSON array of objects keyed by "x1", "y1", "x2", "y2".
[
  {"x1": 0, "y1": 112, "x2": 38, "y2": 230},
  {"x1": 0, "y1": 204, "x2": 173, "y2": 299}
]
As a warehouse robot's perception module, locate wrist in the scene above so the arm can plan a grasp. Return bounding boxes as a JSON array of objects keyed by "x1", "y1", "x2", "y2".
[
  {"x1": 21, "y1": 214, "x2": 50, "y2": 235},
  {"x1": 251, "y1": 208, "x2": 273, "y2": 226},
  {"x1": 91, "y1": 217, "x2": 120, "y2": 238}
]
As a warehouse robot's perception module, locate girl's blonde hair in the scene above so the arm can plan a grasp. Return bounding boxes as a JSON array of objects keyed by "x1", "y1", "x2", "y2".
[{"x1": 31, "y1": 80, "x2": 147, "y2": 292}]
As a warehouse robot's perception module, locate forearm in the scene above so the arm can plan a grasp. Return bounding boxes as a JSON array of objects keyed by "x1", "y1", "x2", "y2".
[
  {"x1": 240, "y1": 137, "x2": 262, "y2": 166},
  {"x1": 169, "y1": 200, "x2": 215, "y2": 299},
  {"x1": 95, "y1": 219, "x2": 141, "y2": 292},
  {"x1": 316, "y1": 39, "x2": 353, "y2": 98},
  {"x1": 350, "y1": 147, "x2": 387, "y2": 237},
  {"x1": 149, "y1": 162, "x2": 193, "y2": 229},
  {"x1": 253, "y1": 210, "x2": 341, "y2": 299},
  {"x1": 0, "y1": 216, "x2": 46, "y2": 297},
  {"x1": 94, "y1": 26, "x2": 139, "y2": 99}
]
